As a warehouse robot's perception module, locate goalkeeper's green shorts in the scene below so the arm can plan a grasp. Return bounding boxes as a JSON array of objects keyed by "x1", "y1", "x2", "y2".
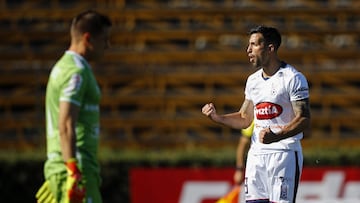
[{"x1": 36, "y1": 171, "x2": 102, "y2": 203}]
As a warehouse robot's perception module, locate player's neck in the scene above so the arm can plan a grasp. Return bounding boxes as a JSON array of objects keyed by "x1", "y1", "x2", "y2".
[
  {"x1": 262, "y1": 59, "x2": 281, "y2": 78},
  {"x1": 68, "y1": 43, "x2": 87, "y2": 59}
]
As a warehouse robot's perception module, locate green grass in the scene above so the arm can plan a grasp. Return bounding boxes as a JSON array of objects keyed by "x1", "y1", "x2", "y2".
[{"x1": 303, "y1": 146, "x2": 360, "y2": 166}]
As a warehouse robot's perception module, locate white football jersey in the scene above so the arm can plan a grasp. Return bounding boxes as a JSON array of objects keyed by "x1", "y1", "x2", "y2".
[{"x1": 245, "y1": 62, "x2": 309, "y2": 154}]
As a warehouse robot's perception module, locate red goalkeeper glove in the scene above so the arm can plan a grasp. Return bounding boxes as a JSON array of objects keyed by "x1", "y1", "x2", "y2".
[{"x1": 65, "y1": 158, "x2": 85, "y2": 203}]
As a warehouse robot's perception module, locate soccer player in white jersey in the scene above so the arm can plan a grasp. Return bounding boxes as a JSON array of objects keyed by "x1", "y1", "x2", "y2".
[
  {"x1": 202, "y1": 26, "x2": 310, "y2": 203},
  {"x1": 36, "y1": 10, "x2": 112, "y2": 203}
]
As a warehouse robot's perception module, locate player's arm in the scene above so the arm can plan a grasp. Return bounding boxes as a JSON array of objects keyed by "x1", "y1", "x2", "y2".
[
  {"x1": 202, "y1": 99, "x2": 254, "y2": 129},
  {"x1": 234, "y1": 135, "x2": 251, "y2": 185},
  {"x1": 233, "y1": 121, "x2": 253, "y2": 185},
  {"x1": 236, "y1": 136, "x2": 251, "y2": 170},
  {"x1": 59, "y1": 101, "x2": 86, "y2": 202},
  {"x1": 236, "y1": 121, "x2": 253, "y2": 171},
  {"x1": 292, "y1": 98, "x2": 311, "y2": 139},
  {"x1": 284, "y1": 98, "x2": 311, "y2": 137},
  {"x1": 59, "y1": 101, "x2": 80, "y2": 162},
  {"x1": 260, "y1": 98, "x2": 311, "y2": 144}
]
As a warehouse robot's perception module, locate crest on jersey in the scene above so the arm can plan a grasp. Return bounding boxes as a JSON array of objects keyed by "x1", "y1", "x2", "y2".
[
  {"x1": 271, "y1": 83, "x2": 277, "y2": 96},
  {"x1": 255, "y1": 102, "x2": 283, "y2": 119}
]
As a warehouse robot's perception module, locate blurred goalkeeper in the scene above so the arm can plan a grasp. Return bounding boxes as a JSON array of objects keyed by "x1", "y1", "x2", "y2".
[{"x1": 36, "y1": 10, "x2": 112, "y2": 203}]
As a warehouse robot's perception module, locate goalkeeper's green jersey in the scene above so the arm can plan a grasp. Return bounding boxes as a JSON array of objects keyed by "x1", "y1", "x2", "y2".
[{"x1": 44, "y1": 51, "x2": 101, "y2": 179}]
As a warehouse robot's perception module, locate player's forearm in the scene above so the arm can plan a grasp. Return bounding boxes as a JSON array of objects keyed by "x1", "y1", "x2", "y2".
[
  {"x1": 277, "y1": 98, "x2": 311, "y2": 139},
  {"x1": 277, "y1": 115, "x2": 310, "y2": 139},
  {"x1": 59, "y1": 102, "x2": 80, "y2": 161},
  {"x1": 212, "y1": 112, "x2": 250, "y2": 129},
  {"x1": 236, "y1": 136, "x2": 251, "y2": 168},
  {"x1": 59, "y1": 124, "x2": 77, "y2": 162}
]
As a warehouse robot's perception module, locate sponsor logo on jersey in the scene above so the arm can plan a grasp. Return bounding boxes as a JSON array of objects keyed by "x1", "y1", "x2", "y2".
[
  {"x1": 294, "y1": 86, "x2": 309, "y2": 94},
  {"x1": 255, "y1": 102, "x2": 283, "y2": 119}
]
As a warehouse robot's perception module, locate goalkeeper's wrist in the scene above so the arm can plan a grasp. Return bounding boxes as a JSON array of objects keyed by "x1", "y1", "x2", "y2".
[
  {"x1": 235, "y1": 165, "x2": 245, "y2": 171},
  {"x1": 65, "y1": 158, "x2": 79, "y2": 175}
]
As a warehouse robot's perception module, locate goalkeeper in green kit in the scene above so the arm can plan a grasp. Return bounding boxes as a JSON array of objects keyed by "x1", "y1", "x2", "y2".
[{"x1": 36, "y1": 10, "x2": 112, "y2": 203}]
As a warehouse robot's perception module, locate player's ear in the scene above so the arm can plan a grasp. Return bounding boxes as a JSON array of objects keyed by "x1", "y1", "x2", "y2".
[
  {"x1": 83, "y1": 32, "x2": 91, "y2": 44},
  {"x1": 83, "y1": 32, "x2": 94, "y2": 50},
  {"x1": 268, "y1": 44, "x2": 275, "y2": 52}
]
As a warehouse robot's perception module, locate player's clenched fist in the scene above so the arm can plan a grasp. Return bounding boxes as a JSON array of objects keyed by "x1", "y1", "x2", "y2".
[
  {"x1": 201, "y1": 103, "x2": 216, "y2": 117},
  {"x1": 259, "y1": 127, "x2": 279, "y2": 144}
]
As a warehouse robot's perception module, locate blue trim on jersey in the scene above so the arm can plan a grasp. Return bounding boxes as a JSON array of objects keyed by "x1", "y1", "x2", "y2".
[
  {"x1": 246, "y1": 199, "x2": 269, "y2": 203},
  {"x1": 261, "y1": 61, "x2": 287, "y2": 81},
  {"x1": 293, "y1": 151, "x2": 300, "y2": 203}
]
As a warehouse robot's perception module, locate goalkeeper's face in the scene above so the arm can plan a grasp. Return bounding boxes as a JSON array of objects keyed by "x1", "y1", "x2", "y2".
[{"x1": 87, "y1": 27, "x2": 111, "y2": 60}]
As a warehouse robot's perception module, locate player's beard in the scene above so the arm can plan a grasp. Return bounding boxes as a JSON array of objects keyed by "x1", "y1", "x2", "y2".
[
  {"x1": 252, "y1": 56, "x2": 263, "y2": 69},
  {"x1": 253, "y1": 54, "x2": 270, "y2": 69}
]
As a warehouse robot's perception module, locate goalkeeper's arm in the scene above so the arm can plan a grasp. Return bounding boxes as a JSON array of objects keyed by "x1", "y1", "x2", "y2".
[
  {"x1": 59, "y1": 100, "x2": 85, "y2": 203},
  {"x1": 59, "y1": 101, "x2": 79, "y2": 161}
]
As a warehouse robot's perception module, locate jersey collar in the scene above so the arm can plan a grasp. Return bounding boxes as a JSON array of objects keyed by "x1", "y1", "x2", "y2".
[
  {"x1": 65, "y1": 50, "x2": 92, "y2": 69},
  {"x1": 261, "y1": 61, "x2": 287, "y2": 80}
]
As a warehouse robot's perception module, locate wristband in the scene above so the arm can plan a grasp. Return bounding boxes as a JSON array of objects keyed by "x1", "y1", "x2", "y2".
[{"x1": 235, "y1": 166, "x2": 245, "y2": 171}]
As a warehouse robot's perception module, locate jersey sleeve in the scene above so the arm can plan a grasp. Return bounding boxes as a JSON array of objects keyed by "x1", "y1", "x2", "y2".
[
  {"x1": 241, "y1": 120, "x2": 254, "y2": 137},
  {"x1": 59, "y1": 70, "x2": 86, "y2": 106},
  {"x1": 288, "y1": 73, "x2": 309, "y2": 101},
  {"x1": 244, "y1": 77, "x2": 252, "y2": 101}
]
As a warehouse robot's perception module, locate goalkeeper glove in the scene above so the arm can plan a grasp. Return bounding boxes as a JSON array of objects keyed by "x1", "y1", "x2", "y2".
[
  {"x1": 36, "y1": 180, "x2": 56, "y2": 203},
  {"x1": 65, "y1": 158, "x2": 85, "y2": 203}
]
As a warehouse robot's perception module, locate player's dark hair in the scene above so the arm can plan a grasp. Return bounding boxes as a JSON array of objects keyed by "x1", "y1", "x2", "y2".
[
  {"x1": 71, "y1": 10, "x2": 112, "y2": 37},
  {"x1": 249, "y1": 26, "x2": 281, "y2": 50}
]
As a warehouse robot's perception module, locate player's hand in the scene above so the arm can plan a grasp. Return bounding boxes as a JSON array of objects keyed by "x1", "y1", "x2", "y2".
[
  {"x1": 233, "y1": 169, "x2": 245, "y2": 185},
  {"x1": 259, "y1": 127, "x2": 279, "y2": 144},
  {"x1": 65, "y1": 158, "x2": 85, "y2": 203},
  {"x1": 202, "y1": 103, "x2": 217, "y2": 118}
]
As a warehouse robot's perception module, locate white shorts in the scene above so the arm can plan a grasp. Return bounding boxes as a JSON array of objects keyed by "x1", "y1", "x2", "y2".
[{"x1": 244, "y1": 150, "x2": 303, "y2": 203}]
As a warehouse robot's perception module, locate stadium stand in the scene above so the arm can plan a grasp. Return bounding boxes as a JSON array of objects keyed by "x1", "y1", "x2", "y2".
[{"x1": 0, "y1": 0, "x2": 360, "y2": 149}]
